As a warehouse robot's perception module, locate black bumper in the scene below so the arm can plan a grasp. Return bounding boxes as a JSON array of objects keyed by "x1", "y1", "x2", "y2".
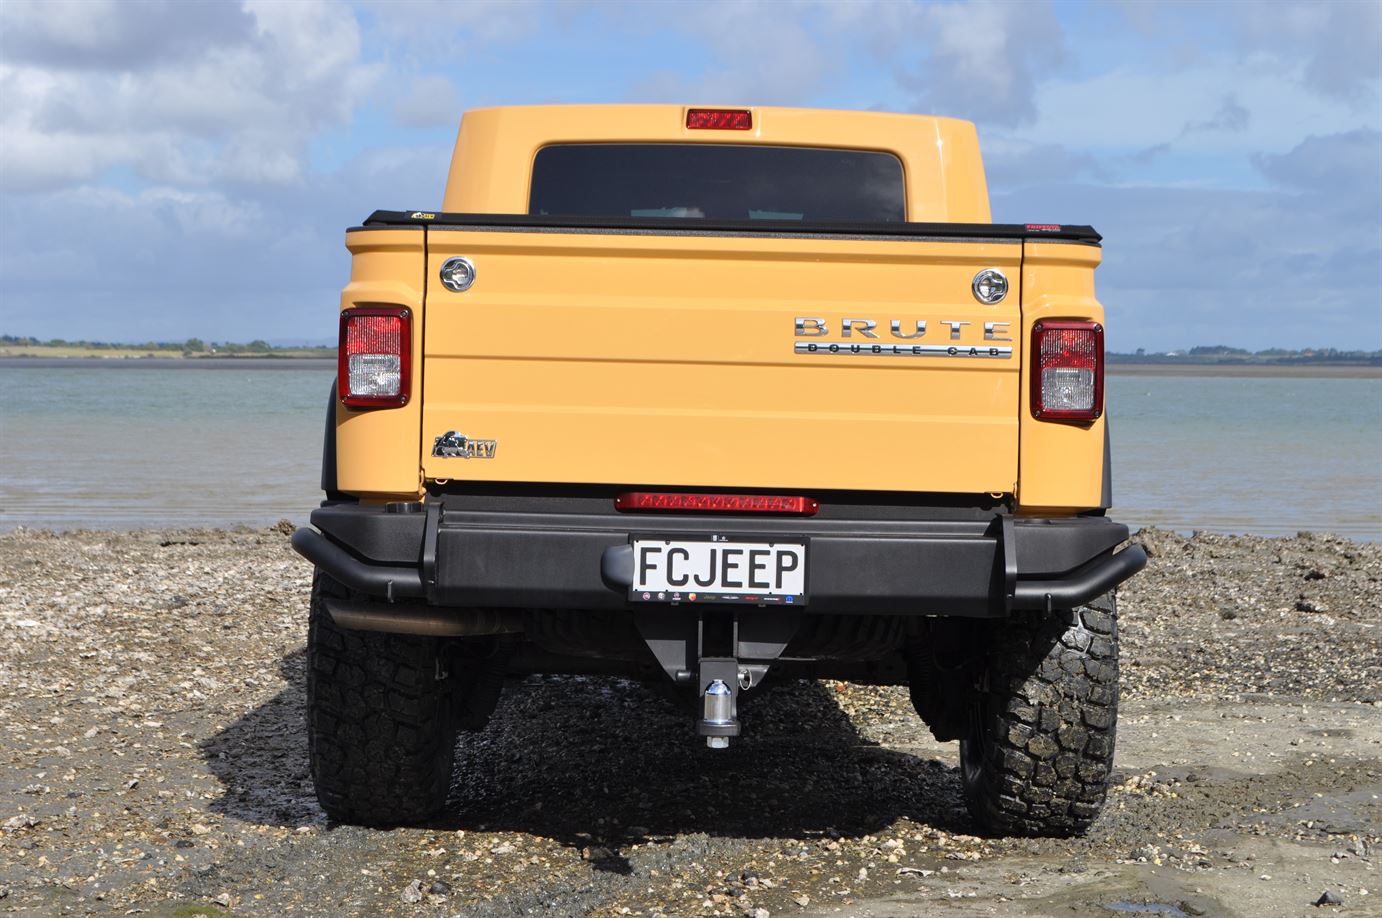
[{"x1": 293, "y1": 496, "x2": 1145, "y2": 617}]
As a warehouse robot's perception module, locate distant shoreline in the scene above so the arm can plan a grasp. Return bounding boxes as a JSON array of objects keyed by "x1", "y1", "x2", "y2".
[
  {"x1": 0, "y1": 356, "x2": 334, "y2": 370},
  {"x1": 1108, "y1": 362, "x2": 1382, "y2": 378},
  {"x1": 2, "y1": 356, "x2": 1379, "y2": 378}
]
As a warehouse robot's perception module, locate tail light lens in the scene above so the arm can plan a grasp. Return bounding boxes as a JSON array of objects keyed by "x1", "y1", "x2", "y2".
[
  {"x1": 616, "y1": 492, "x2": 818, "y2": 515},
  {"x1": 339, "y1": 307, "x2": 411, "y2": 408},
  {"x1": 1032, "y1": 320, "x2": 1103, "y2": 421},
  {"x1": 686, "y1": 108, "x2": 752, "y2": 130}
]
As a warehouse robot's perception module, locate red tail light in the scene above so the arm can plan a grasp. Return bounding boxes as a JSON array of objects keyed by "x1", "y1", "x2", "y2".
[
  {"x1": 686, "y1": 108, "x2": 752, "y2": 130},
  {"x1": 1031, "y1": 320, "x2": 1103, "y2": 421},
  {"x1": 616, "y1": 492, "x2": 818, "y2": 515},
  {"x1": 339, "y1": 307, "x2": 411, "y2": 408}
]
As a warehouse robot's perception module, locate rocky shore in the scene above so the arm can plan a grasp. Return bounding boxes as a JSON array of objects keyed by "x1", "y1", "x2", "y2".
[{"x1": 1, "y1": 525, "x2": 1377, "y2": 916}]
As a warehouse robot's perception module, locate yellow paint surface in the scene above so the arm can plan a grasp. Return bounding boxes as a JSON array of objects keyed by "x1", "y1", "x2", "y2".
[
  {"x1": 421, "y1": 230, "x2": 1023, "y2": 493},
  {"x1": 333, "y1": 106, "x2": 1107, "y2": 510},
  {"x1": 1016, "y1": 242, "x2": 1106, "y2": 511},
  {"x1": 333, "y1": 229, "x2": 425, "y2": 498},
  {"x1": 443, "y1": 105, "x2": 991, "y2": 223}
]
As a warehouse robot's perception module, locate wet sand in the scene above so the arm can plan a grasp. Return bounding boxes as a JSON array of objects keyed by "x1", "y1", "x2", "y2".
[{"x1": 1, "y1": 525, "x2": 1378, "y2": 916}]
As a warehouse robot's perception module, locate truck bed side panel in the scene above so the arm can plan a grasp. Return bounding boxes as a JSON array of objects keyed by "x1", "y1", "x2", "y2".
[
  {"x1": 335, "y1": 228, "x2": 426, "y2": 498},
  {"x1": 1016, "y1": 242, "x2": 1106, "y2": 512}
]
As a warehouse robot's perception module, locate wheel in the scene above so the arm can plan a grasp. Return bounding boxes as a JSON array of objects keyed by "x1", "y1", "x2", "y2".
[
  {"x1": 307, "y1": 571, "x2": 458, "y2": 826},
  {"x1": 959, "y1": 591, "x2": 1119, "y2": 837}
]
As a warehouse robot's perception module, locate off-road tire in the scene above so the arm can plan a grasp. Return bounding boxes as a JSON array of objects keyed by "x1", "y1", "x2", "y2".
[
  {"x1": 960, "y1": 591, "x2": 1119, "y2": 837},
  {"x1": 307, "y1": 571, "x2": 458, "y2": 826}
]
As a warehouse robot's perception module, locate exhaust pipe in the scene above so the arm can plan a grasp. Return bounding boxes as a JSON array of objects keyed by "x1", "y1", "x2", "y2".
[{"x1": 322, "y1": 598, "x2": 523, "y2": 637}]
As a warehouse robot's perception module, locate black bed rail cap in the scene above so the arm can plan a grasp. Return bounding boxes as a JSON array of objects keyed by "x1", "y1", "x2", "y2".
[{"x1": 360, "y1": 209, "x2": 1102, "y2": 244}]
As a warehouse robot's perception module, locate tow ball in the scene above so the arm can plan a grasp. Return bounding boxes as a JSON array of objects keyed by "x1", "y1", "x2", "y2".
[
  {"x1": 697, "y1": 658, "x2": 754, "y2": 749},
  {"x1": 635, "y1": 608, "x2": 800, "y2": 750},
  {"x1": 702, "y1": 680, "x2": 733, "y2": 749}
]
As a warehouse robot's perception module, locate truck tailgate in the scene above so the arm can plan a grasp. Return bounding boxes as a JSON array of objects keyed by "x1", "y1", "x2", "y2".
[{"x1": 420, "y1": 226, "x2": 1022, "y2": 494}]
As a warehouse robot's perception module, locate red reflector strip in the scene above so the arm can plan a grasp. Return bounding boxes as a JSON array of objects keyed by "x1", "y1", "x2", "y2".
[
  {"x1": 686, "y1": 108, "x2": 752, "y2": 130},
  {"x1": 615, "y1": 492, "x2": 818, "y2": 515},
  {"x1": 338, "y1": 306, "x2": 411, "y2": 409}
]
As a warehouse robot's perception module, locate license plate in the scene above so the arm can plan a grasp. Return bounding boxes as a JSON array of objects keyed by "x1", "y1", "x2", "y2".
[{"x1": 629, "y1": 538, "x2": 807, "y2": 604}]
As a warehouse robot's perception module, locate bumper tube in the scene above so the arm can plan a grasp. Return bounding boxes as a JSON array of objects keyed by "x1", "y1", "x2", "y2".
[
  {"x1": 1009, "y1": 544, "x2": 1147, "y2": 612},
  {"x1": 295, "y1": 505, "x2": 1146, "y2": 615},
  {"x1": 290, "y1": 527, "x2": 425, "y2": 601}
]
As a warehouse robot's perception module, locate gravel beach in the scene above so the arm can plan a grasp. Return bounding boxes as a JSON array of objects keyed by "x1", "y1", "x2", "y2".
[{"x1": 1, "y1": 525, "x2": 1378, "y2": 917}]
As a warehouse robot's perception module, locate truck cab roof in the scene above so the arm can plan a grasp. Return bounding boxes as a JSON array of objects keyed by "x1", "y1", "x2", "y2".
[{"x1": 443, "y1": 104, "x2": 993, "y2": 223}]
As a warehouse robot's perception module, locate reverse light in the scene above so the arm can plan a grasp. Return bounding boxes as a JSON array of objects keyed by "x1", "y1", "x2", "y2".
[
  {"x1": 1031, "y1": 320, "x2": 1103, "y2": 421},
  {"x1": 686, "y1": 108, "x2": 752, "y2": 130},
  {"x1": 339, "y1": 307, "x2": 411, "y2": 408},
  {"x1": 615, "y1": 492, "x2": 818, "y2": 515}
]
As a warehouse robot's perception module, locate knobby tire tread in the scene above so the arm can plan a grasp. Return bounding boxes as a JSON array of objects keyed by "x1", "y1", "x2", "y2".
[
  {"x1": 962, "y1": 592, "x2": 1119, "y2": 837},
  {"x1": 307, "y1": 571, "x2": 457, "y2": 826}
]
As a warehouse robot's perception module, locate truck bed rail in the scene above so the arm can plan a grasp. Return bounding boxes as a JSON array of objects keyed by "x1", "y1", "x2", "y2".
[{"x1": 357, "y1": 210, "x2": 1102, "y2": 245}]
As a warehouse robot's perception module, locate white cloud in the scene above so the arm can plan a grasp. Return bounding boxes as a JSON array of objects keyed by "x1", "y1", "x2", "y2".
[
  {"x1": 982, "y1": 137, "x2": 1107, "y2": 188},
  {"x1": 895, "y1": 0, "x2": 1069, "y2": 126},
  {"x1": 0, "y1": 0, "x2": 254, "y2": 71},
  {"x1": 1231, "y1": 0, "x2": 1382, "y2": 104},
  {"x1": 1110, "y1": 0, "x2": 1382, "y2": 106},
  {"x1": 624, "y1": 1, "x2": 837, "y2": 106},
  {"x1": 342, "y1": 143, "x2": 453, "y2": 208},
  {"x1": 995, "y1": 179, "x2": 1382, "y2": 350},
  {"x1": 1, "y1": 0, "x2": 1378, "y2": 352},
  {"x1": 393, "y1": 75, "x2": 462, "y2": 128},
  {"x1": 0, "y1": 0, "x2": 378, "y2": 194},
  {"x1": 141, "y1": 186, "x2": 267, "y2": 239},
  {"x1": 1183, "y1": 95, "x2": 1250, "y2": 136},
  {"x1": 359, "y1": 0, "x2": 546, "y2": 47},
  {"x1": 1022, "y1": 62, "x2": 1378, "y2": 158},
  {"x1": 624, "y1": 0, "x2": 1068, "y2": 125},
  {"x1": 1254, "y1": 129, "x2": 1382, "y2": 199},
  {"x1": 0, "y1": 139, "x2": 453, "y2": 341}
]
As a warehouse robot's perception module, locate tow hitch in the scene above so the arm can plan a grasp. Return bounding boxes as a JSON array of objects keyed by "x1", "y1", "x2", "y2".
[
  {"x1": 636, "y1": 607, "x2": 800, "y2": 749},
  {"x1": 700, "y1": 674, "x2": 735, "y2": 749}
]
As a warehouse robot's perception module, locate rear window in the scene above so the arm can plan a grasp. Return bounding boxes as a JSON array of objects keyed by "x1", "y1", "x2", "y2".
[{"x1": 528, "y1": 143, "x2": 905, "y2": 223}]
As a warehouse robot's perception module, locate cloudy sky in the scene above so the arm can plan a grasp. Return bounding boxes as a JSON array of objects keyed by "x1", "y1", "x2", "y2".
[{"x1": 1, "y1": 0, "x2": 1379, "y2": 350}]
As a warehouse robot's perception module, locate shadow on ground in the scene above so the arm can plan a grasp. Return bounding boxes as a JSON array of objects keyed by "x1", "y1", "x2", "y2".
[{"x1": 202, "y1": 649, "x2": 967, "y2": 861}]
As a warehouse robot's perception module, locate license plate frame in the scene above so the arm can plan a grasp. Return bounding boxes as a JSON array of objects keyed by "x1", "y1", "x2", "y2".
[{"x1": 628, "y1": 535, "x2": 808, "y2": 606}]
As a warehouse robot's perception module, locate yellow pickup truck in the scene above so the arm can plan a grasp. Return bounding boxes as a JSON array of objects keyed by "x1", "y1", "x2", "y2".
[{"x1": 292, "y1": 104, "x2": 1146, "y2": 836}]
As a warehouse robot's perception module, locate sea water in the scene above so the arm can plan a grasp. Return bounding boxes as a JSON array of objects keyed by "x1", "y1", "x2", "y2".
[{"x1": 1, "y1": 364, "x2": 1378, "y2": 539}]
